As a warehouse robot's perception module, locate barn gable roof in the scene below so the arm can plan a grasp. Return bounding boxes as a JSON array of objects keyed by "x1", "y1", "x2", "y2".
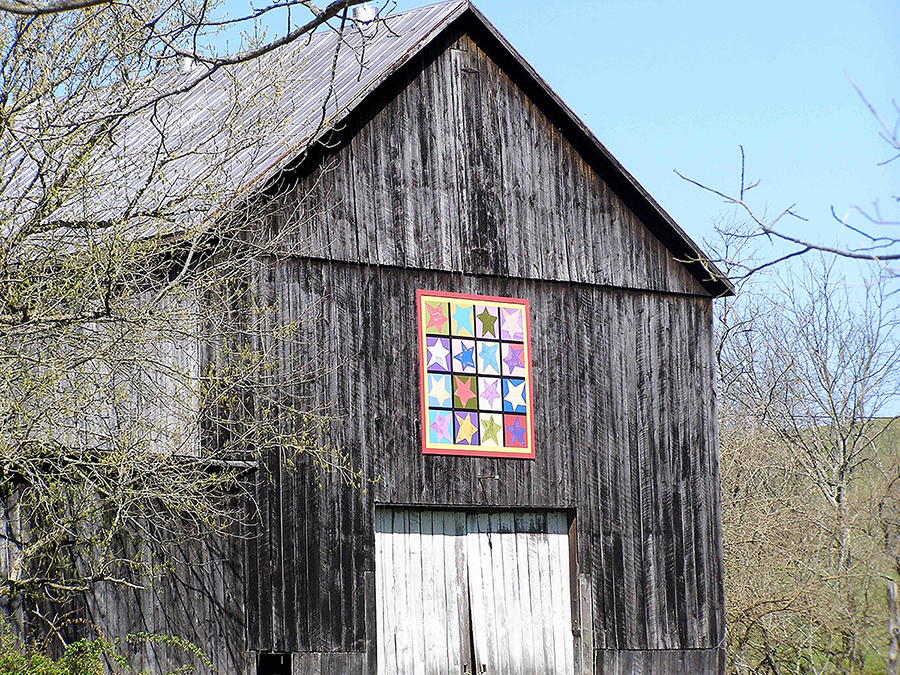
[
  {"x1": 5, "y1": 0, "x2": 732, "y2": 296},
  {"x1": 241, "y1": 0, "x2": 731, "y2": 296},
  {"x1": 263, "y1": 0, "x2": 732, "y2": 296}
]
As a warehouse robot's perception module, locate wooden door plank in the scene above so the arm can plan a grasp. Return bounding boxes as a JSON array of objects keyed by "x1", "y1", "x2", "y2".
[
  {"x1": 466, "y1": 512, "x2": 494, "y2": 674},
  {"x1": 394, "y1": 510, "x2": 415, "y2": 675},
  {"x1": 374, "y1": 509, "x2": 394, "y2": 675},
  {"x1": 534, "y1": 513, "x2": 556, "y2": 672},
  {"x1": 513, "y1": 512, "x2": 538, "y2": 675},
  {"x1": 451, "y1": 511, "x2": 474, "y2": 675},
  {"x1": 437, "y1": 511, "x2": 466, "y2": 675},
  {"x1": 407, "y1": 511, "x2": 426, "y2": 671},
  {"x1": 498, "y1": 511, "x2": 523, "y2": 675},
  {"x1": 421, "y1": 511, "x2": 442, "y2": 675},
  {"x1": 547, "y1": 512, "x2": 575, "y2": 674}
]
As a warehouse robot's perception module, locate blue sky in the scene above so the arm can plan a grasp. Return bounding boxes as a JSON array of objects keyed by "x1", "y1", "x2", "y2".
[{"x1": 383, "y1": 0, "x2": 900, "y2": 259}]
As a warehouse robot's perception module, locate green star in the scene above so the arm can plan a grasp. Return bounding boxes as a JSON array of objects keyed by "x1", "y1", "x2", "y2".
[
  {"x1": 481, "y1": 416, "x2": 502, "y2": 444},
  {"x1": 476, "y1": 307, "x2": 498, "y2": 337}
]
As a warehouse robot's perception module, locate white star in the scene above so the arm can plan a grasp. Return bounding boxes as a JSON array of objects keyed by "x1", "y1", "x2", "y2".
[
  {"x1": 502, "y1": 308, "x2": 523, "y2": 338},
  {"x1": 427, "y1": 340, "x2": 450, "y2": 369},
  {"x1": 428, "y1": 374, "x2": 451, "y2": 407},
  {"x1": 505, "y1": 380, "x2": 527, "y2": 409}
]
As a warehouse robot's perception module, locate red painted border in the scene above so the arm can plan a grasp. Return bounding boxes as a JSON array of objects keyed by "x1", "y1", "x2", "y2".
[{"x1": 417, "y1": 289, "x2": 536, "y2": 460}]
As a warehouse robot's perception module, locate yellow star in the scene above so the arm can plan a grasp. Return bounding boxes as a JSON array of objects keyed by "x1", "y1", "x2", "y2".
[
  {"x1": 455, "y1": 413, "x2": 478, "y2": 444},
  {"x1": 428, "y1": 374, "x2": 451, "y2": 407}
]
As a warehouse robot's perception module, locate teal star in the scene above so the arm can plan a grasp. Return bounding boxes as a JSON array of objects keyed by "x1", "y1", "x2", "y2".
[
  {"x1": 452, "y1": 303, "x2": 474, "y2": 336},
  {"x1": 479, "y1": 342, "x2": 499, "y2": 374}
]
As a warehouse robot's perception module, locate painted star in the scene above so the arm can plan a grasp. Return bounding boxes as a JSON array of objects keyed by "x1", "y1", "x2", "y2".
[
  {"x1": 501, "y1": 307, "x2": 523, "y2": 340},
  {"x1": 428, "y1": 374, "x2": 451, "y2": 407},
  {"x1": 479, "y1": 343, "x2": 499, "y2": 374},
  {"x1": 425, "y1": 303, "x2": 448, "y2": 332},
  {"x1": 455, "y1": 376, "x2": 476, "y2": 407},
  {"x1": 481, "y1": 416, "x2": 502, "y2": 444},
  {"x1": 503, "y1": 344, "x2": 524, "y2": 373},
  {"x1": 506, "y1": 417, "x2": 527, "y2": 446},
  {"x1": 504, "y1": 380, "x2": 527, "y2": 410},
  {"x1": 476, "y1": 307, "x2": 498, "y2": 337},
  {"x1": 430, "y1": 412, "x2": 451, "y2": 442},
  {"x1": 454, "y1": 342, "x2": 476, "y2": 371},
  {"x1": 480, "y1": 379, "x2": 501, "y2": 407},
  {"x1": 452, "y1": 304, "x2": 474, "y2": 336},
  {"x1": 456, "y1": 413, "x2": 478, "y2": 444},
  {"x1": 426, "y1": 339, "x2": 450, "y2": 370}
]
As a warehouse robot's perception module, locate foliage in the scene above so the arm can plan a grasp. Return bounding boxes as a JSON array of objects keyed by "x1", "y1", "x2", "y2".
[
  {"x1": 0, "y1": 0, "x2": 373, "y2": 612},
  {"x1": 0, "y1": 620, "x2": 213, "y2": 674},
  {"x1": 713, "y1": 237, "x2": 900, "y2": 674}
]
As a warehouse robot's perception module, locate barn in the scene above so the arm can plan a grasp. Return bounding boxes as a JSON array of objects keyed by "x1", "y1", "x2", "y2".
[{"x1": 2, "y1": 1, "x2": 732, "y2": 673}]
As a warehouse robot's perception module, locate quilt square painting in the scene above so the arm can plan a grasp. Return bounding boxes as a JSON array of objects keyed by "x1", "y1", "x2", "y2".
[{"x1": 417, "y1": 290, "x2": 535, "y2": 459}]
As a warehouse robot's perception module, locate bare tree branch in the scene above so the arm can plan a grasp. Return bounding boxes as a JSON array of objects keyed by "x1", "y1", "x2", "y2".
[{"x1": 0, "y1": 0, "x2": 109, "y2": 16}]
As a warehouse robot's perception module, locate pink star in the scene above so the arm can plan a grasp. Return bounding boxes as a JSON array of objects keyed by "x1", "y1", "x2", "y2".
[
  {"x1": 455, "y1": 377, "x2": 476, "y2": 407},
  {"x1": 501, "y1": 307, "x2": 523, "y2": 339},
  {"x1": 425, "y1": 304, "x2": 448, "y2": 332}
]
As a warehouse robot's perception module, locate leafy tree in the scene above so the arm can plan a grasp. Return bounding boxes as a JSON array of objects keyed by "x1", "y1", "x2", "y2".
[
  {"x1": 0, "y1": 0, "x2": 372, "y2": 618},
  {"x1": 714, "y1": 239, "x2": 900, "y2": 674}
]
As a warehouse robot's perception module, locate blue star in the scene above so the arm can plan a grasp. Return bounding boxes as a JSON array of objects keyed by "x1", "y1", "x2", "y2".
[
  {"x1": 479, "y1": 343, "x2": 499, "y2": 374},
  {"x1": 452, "y1": 304, "x2": 474, "y2": 336},
  {"x1": 454, "y1": 342, "x2": 476, "y2": 370},
  {"x1": 506, "y1": 417, "x2": 527, "y2": 447}
]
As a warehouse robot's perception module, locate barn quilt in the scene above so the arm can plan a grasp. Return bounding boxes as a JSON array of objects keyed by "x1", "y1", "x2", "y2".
[{"x1": 417, "y1": 290, "x2": 535, "y2": 459}]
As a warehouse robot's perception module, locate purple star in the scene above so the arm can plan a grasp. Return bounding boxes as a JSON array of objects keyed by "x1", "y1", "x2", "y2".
[
  {"x1": 481, "y1": 379, "x2": 501, "y2": 406},
  {"x1": 430, "y1": 412, "x2": 451, "y2": 442},
  {"x1": 506, "y1": 416, "x2": 527, "y2": 447},
  {"x1": 503, "y1": 344, "x2": 524, "y2": 373}
]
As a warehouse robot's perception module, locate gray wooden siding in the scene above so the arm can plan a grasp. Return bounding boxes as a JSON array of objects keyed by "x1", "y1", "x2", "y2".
[
  {"x1": 595, "y1": 648, "x2": 725, "y2": 675},
  {"x1": 262, "y1": 27, "x2": 711, "y2": 298},
  {"x1": 0, "y1": 496, "x2": 249, "y2": 674},
  {"x1": 246, "y1": 257, "x2": 724, "y2": 661}
]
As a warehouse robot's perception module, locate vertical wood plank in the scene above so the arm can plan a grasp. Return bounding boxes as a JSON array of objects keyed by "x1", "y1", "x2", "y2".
[{"x1": 578, "y1": 575, "x2": 594, "y2": 675}]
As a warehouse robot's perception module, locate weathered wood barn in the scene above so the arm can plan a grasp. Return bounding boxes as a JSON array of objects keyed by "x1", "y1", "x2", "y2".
[{"x1": 3, "y1": 1, "x2": 733, "y2": 673}]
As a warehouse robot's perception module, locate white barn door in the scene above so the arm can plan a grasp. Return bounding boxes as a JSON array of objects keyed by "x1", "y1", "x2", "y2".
[
  {"x1": 375, "y1": 508, "x2": 574, "y2": 675},
  {"x1": 466, "y1": 511, "x2": 575, "y2": 675},
  {"x1": 375, "y1": 509, "x2": 471, "y2": 675}
]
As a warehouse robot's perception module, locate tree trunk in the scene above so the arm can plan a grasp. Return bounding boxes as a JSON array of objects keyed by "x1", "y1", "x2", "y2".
[{"x1": 888, "y1": 580, "x2": 900, "y2": 675}]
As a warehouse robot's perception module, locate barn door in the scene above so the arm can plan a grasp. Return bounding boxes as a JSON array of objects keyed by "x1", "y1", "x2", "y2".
[
  {"x1": 465, "y1": 511, "x2": 575, "y2": 675},
  {"x1": 375, "y1": 508, "x2": 574, "y2": 675},
  {"x1": 375, "y1": 510, "x2": 472, "y2": 675}
]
